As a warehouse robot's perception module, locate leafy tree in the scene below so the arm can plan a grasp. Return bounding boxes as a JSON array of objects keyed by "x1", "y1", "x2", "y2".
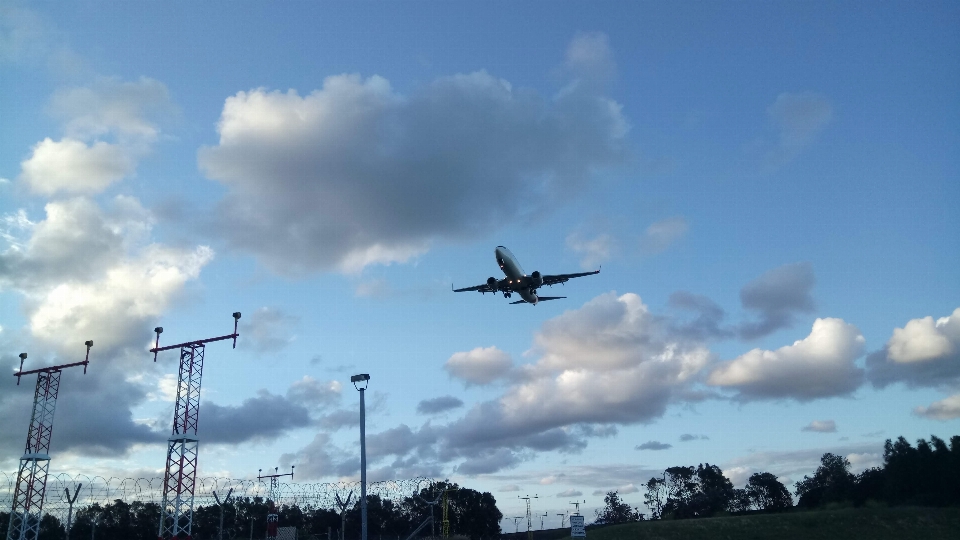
[
  {"x1": 661, "y1": 466, "x2": 696, "y2": 518},
  {"x1": 795, "y1": 453, "x2": 855, "y2": 508},
  {"x1": 728, "y1": 489, "x2": 751, "y2": 514},
  {"x1": 594, "y1": 491, "x2": 641, "y2": 524},
  {"x1": 690, "y1": 464, "x2": 734, "y2": 516},
  {"x1": 643, "y1": 476, "x2": 666, "y2": 520},
  {"x1": 745, "y1": 472, "x2": 792, "y2": 511}
]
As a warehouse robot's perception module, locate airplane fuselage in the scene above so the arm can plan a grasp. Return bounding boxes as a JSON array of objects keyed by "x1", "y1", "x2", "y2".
[{"x1": 495, "y1": 246, "x2": 541, "y2": 304}]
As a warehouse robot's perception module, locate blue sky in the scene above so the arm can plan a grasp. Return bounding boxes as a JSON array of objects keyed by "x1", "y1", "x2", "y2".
[{"x1": 1, "y1": 0, "x2": 958, "y2": 526}]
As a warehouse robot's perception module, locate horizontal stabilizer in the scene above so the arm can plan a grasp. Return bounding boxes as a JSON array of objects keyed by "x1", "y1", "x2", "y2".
[
  {"x1": 510, "y1": 300, "x2": 527, "y2": 304},
  {"x1": 536, "y1": 296, "x2": 566, "y2": 301}
]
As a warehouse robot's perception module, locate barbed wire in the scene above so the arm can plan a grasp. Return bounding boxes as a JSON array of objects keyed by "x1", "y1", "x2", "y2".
[{"x1": 0, "y1": 472, "x2": 435, "y2": 525}]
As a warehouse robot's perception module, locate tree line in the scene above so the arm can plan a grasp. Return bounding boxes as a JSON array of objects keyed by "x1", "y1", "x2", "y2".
[
  {"x1": 0, "y1": 481, "x2": 502, "y2": 540},
  {"x1": 591, "y1": 434, "x2": 960, "y2": 524}
]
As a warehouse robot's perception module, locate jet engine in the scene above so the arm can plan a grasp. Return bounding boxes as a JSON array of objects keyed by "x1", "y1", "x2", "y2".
[
  {"x1": 530, "y1": 270, "x2": 544, "y2": 288},
  {"x1": 487, "y1": 277, "x2": 498, "y2": 291}
]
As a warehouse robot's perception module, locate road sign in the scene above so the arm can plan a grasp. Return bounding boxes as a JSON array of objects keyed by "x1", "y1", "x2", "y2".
[{"x1": 570, "y1": 515, "x2": 585, "y2": 538}]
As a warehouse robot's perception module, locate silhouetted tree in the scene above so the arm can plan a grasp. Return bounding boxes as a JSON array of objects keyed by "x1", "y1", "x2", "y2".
[
  {"x1": 795, "y1": 453, "x2": 855, "y2": 508},
  {"x1": 728, "y1": 489, "x2": 751, "y2": 513},
  {"x1": 594, "y1": 491, "x2": 641, "y2": 524},
  {"x1": 643, "y1": 475, "x2": 666, "y2": 520},
  {"x1": 745, "y1": 472, "x2": 792, "y2": 511}
]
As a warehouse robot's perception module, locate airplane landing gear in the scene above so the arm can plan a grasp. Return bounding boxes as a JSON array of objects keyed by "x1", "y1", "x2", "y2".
[{"x1": 503, "y1": 292, "x2": 512, "y2": 298}]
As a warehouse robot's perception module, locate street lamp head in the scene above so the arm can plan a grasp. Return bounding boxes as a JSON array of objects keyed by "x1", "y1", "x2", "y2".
[
  {"x1": 154, "y1": 327, "x2": 163, "y2": 334},
  {"x1": 233, "y1": 312, "x2": 242, "y2": 320},
  {"x1": 19, "y1": 353, "x2": 27, "y2": 360},
  {"x1": 85, "y1": 340, "x2": 93, "y2": 347},
  {"x1": 351, "y1": 373, "x2": 370, "y2": 390}
]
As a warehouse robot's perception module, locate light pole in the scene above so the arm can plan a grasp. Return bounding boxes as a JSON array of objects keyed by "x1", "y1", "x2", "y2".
[{"x1": 351, "y1": 374, "x2": 371, "y2": 540}]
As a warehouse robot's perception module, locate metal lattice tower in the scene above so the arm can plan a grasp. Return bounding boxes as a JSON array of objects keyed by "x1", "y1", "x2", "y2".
[
  {"x1": 152, "y1": 313, "x2": 240, "y2": 540},
  {"x1": 6, "y1": 342, "x2": 92, "y2": 540},
  {"x1": 519, "y1": 495, "x2": 537, "y2": 540}
]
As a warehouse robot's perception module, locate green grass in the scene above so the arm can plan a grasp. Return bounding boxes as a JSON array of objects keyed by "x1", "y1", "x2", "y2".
[{"x1": 583, "y1": 506, "x2": 960, "y2": 540}]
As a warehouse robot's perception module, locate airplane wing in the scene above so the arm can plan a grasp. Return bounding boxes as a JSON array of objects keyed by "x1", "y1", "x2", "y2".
[
  {"x1": 510, "y1": 296, "x2": 567, "y2": 304},
  {"x1": 541, "y1": 269, "x2": 600, "y2": 286},
  {"x1": 453, "y1": 283, "x2": 495, "y2": 293}
]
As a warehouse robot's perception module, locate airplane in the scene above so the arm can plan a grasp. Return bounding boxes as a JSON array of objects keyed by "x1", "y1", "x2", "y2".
[{"x1": 453, "y1": 246, "x2": 600, "y2": 305}]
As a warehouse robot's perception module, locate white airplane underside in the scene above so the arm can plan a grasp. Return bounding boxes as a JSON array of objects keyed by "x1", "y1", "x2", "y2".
[{"x1": 452, "y1": 246, "x2": 600, "y2": 305}]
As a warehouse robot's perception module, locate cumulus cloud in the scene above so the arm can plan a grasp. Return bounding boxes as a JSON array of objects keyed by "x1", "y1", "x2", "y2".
[
  {"x1": 566, "y1": 232, "x2": 615, "y2": 270},
  {"x1": 417, "y1": 395, "x2": 465, "y2": 415},
  {"x1": 738, "y1": 262, "x2": 816, "y2": 339},
  {"x1": 802, "y1": 420, "x2": 837, "y2": 433},
  {"x1": 444, "y1": 347, "x2": 513, "y2": 386},
  {"x1": 324, "y1": 291, "x2": 714, "y2": 477},
  {"x1": 867, "y1": 308, "x2": 960, "y2": 388},
  {"x1": 639, "y1": 217, "x2": 688, "y2": 256},
  {"x1": 20, "y1": 138, "x2": 135, "y2": 195},
  {"x1": 198, "y1": 39, "x2": 628, "y2": 275},
  {"x1": 636, "y1": 441, "x2": 672, "y2": 450},
  {"x1": 0, "y1": 197, "x2": 213, "y2": 457},
  {"x1": 19, "y1": 77, "x2": 173, "y2": 195},
  {"x1": 708, "y1": 318, "x2": 865, "y2": 401},
  {"x1": 201, "y1": 390, "x2": 311, "y2": 444},
  {"x1": 913, "y1": 394, "x2": 960, "y2": 420},
  {"x1": 764, "y1": 92, "x2": 833, "y2": 166},
  {"x1": 286, "y1": 376, "x2": 342, "y2": 408}
]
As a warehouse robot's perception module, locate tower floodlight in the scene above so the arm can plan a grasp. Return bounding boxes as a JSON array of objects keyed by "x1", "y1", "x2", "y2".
[
  {"x1": 6, "y1": 341, "x2": 92, "y2": 540},
  {"x1": 512, "y1": 517, "x2": 523, "y2": 534},
  {"x1": 540, "y1": 512, "x2": 548, "y2": 530},
  {"x1": 150, "y1": 312, "x2": 240, "y2": 540},
  {"x1": 557, "y1": 512, "x2": 567, "y2": 528},
  {"x1": 569, "y1": 500, "x2": 585, "y2": 515}
]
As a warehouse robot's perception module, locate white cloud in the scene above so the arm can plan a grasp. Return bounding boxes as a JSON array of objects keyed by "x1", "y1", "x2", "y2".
[
  {"x1": 565, "y1": 31, "x2": 616, "y2": 85},
  {"x1": 867, "y1": 308, "x2": 960, "y2": 388},
  {"x1": 566, "y1": 232, "x2": 615, "y2": 270},
  {"x1": 708, "y1": 318, "x2": 865, "y2": 401},
  {"x1": 444, "y1": 346, "x2": 513, "y2": 386},
  {"x1": 557, "y1": 489, "x2": 582, "y2": 497},
  {"x1": 913, "y1": 394, "x2": 960, "y2": 420},
  {"x1": 198, "y1": 39, "x2": 628, "y2": 275},
  {"x1": 18, "y1": 77, "x2": 173, "y2": 195},
  {"x1": 500, "y1": 484, "x2": 520, "y2": 492},
  {"x1": 0, "y1": 197, "x2": 213, "y2": 457},
  {"x1": 887, "y1": 309, "x2": 958, "y2": 363},
  {"x1": 801, "y1": 420, "x2": 837, "y2": 433},
  {"x1": 239, "y1": 307, "x2": 299, "y2": 353},
  {"x1": 639, "y1": 217, "x2": 688, "y2": 256},
  {"x1": 20, "y1": 138, "x2": 135, "y2": 195}
]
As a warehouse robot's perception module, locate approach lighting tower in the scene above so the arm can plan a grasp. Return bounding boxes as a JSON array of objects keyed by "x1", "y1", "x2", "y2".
[
  {"x1": 151, "y1": 312, "x2": 240, "y2": 540},
  {"x1": 519, "y1": 495, "x2": 537, "y2": 540},
  {"x1": 6, "y1": 341, "x2": 92, "y2": 540},
  {"x1": 259, "y1": 466, "x2": 293, "y2": 540}
]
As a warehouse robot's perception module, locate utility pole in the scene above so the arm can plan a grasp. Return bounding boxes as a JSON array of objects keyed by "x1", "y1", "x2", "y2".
[
  {"x1": 258, "y1": 467, "x2": 293, "y2": 540},
  {"x1": 213, "y1": 488, "x2": 234, "y2": 540},
  {"x1": 417, "y1": 491, "x2": 442, "y2": 538},
  {"x1": 351, "y1": 374, "x2": 370, "y2": 540},
  {"x1": 65, "y1": 483, "x2": 82, "y2": 540},
  {"x1": 6, "y1": 341, "x2": 92, "y2": 540},
  {"x1": 335, "y1": 491, "x2": 354, "y2": 540},
  {"x1": 540, "y1": 513, "x2": 548, "y2": 530},
  {"x1": 518, "y1": 495, "x2": 537, "y2": 540},
  {"x1": 151, "y1": 312, "x2": 240, "y2": 540},
  {"x1": 556, "y1": 513, "x2": 566, "y2": 529},
  {"x1": 512, "y1": 517, "x2": 523, "y2": 534}
]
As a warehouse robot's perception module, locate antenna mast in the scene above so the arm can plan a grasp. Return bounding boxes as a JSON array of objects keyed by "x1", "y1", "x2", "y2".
[{"x1": 519, "y1": 495, "x2": 538, "y2": 540}]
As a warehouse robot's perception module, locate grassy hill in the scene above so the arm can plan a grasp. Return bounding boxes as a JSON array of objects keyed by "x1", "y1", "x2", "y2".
[{"x1": 500, "y1": 506, "x2": 960, "y2": 540}]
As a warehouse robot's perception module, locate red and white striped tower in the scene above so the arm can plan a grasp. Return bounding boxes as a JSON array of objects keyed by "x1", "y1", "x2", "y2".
[
  {"x1": 151, "y1": 313, "x2": 240, "y2": 540},
  {"x1": 6, "y1": 341, "x2": 93, "y2": 540}
]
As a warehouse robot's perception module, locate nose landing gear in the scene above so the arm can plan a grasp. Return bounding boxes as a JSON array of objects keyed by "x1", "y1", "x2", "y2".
[{"x1": 503, "y1": 292, "x2": 512, "y2": 298}]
